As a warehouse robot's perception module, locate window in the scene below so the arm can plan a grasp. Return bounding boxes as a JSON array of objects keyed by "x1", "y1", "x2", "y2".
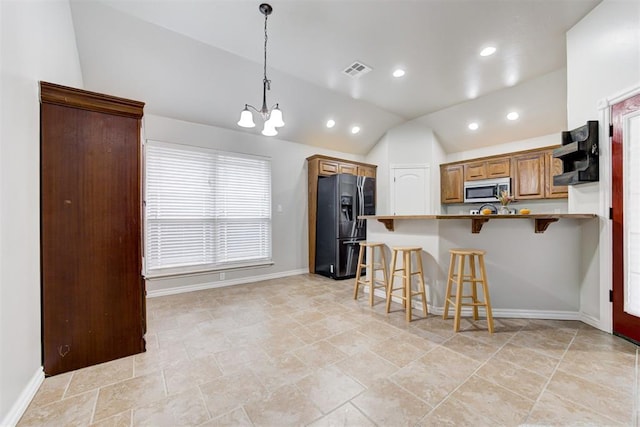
[{"x1": 144, "y1": 140, "x2": 272, "y2": 277}]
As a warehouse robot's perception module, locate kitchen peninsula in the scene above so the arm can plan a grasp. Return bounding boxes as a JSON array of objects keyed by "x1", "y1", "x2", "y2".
[{"x1": 360, "y1": 213, "x2": 599, "y2": 320}]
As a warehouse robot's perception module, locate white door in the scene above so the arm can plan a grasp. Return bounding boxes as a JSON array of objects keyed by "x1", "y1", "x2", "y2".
[{"x1": 391, "y1": 166, "x2": 430, "y2": 215}]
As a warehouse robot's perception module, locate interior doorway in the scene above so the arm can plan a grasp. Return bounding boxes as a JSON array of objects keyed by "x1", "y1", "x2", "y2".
[
  {"x1": 611, "y1": 91, "x2": 640, "y2": 344},
  {"x1": 390, "y1": 165, "x2": 430, "y2": 215}
]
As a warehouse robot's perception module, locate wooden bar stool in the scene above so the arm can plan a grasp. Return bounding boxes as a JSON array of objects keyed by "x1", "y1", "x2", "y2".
[
  {"x1": 443, "y1": 248, "x2": 494, "y2": 333},
  {"x1": 386, "y1": 246, "x2": 428, "y2": 322},
  {"x1": 353, "y1": 242, "x2": 389, "y2": 306}
]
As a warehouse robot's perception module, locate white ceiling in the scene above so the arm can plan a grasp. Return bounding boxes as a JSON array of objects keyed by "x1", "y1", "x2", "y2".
[{"x1": 69, "y1": 0, "x2": 601, "y2": 155}]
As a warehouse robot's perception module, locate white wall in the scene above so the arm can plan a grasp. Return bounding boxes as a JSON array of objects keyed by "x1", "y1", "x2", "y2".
[
  {"x1": 143, "y1": 114, "x2": 366, "y2": 294},
  {"x1": 365, "y1": 120, "x2": 446, "y2": 215},
  {"x1": 0, "y1": 0, "x2": 83, "y2": 424},
  {"x1": 566, "y1": 0, "x2": 640, "y2": 329}
]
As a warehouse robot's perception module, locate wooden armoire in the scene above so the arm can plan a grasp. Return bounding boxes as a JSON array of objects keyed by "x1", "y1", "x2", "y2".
[{"x1": 40, "y1": 82, "x2": 146, "y2": 375}]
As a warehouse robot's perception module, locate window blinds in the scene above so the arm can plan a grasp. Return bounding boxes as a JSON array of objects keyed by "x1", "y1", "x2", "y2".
[{"x1": 145, "y1": 141, "x2": 272, "y2": 277}]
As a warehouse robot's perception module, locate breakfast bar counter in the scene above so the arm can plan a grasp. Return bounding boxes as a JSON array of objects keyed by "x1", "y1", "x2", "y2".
[
  {"x1": 361, "y1": 213, "x2": 597, "y2": 233},
  {"x1": 359, "y1": 213, "x2": 600, "y2": 320}
]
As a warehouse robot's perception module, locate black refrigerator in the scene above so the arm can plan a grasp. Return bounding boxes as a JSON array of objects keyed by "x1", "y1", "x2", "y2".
[{"x1": 315, "y1": 173, "x2": 376, "y2": 279}]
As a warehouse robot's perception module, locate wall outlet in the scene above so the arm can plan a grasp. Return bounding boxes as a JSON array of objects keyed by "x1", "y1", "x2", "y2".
[{"x1": 219, "y1": 272, "x2": 225, "y2": 280}]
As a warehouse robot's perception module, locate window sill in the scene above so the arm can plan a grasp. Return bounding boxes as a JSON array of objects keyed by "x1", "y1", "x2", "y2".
[{"x1": 144, "y1": 261, "x2": 274, "y2": 280}]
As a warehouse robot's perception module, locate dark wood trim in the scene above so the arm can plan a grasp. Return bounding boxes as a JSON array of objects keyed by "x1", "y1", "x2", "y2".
[
  {"x1": 440, "y1": 145, "x2": 561, "y2": 168},
  {"x1": 40, "y1": 81, "x2": 144, "y2": 119},
  {"x1": 306, "y1": 154, "x2": 377, "y2": 170}
]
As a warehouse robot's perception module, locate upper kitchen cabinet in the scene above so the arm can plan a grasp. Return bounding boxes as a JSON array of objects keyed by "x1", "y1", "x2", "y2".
[
  {"x1": 440, "y1": 164, "x2": 464, "y2": 203},
  {"x1": 512, "y1": 151, "x2": 546, "y2": 199},
  {"x1": 306, "y1": 155, "x2": 377, "y2": 274},
  {"x1": 440, "y1": 145, "x2": 567, "y2": 204},
  {"x1": 464, "y1": 157, "x2": 510, "y2": 181},
  {"x1": 545, "y1": 150, "x2": 568, "y2": 198}
]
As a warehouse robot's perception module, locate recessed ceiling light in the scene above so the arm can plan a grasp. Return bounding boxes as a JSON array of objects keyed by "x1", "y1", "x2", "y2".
[
  {"x1": 468, "y1": 122, "x2": 479, "y2": 131},
  {"x1": 392, "y1": 69, "x2": 405, "y2": 78},
  {"x1": 326, "y1": 119, "x2": 335, "y2": 128},
  {"x1": 507, "y1": 111, "x2": 519, "y2": 121},
  {"x1": 351, "y1": 126, "x2": 361, "y2": 134},
  {"x1": 480, "y1": 46, "x2": 497, "y2": 57}
]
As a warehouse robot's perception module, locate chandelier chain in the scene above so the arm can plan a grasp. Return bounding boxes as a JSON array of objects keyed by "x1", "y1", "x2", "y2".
[{"x1": 263, "y1": 12, "x2": 270, "y2": 90}]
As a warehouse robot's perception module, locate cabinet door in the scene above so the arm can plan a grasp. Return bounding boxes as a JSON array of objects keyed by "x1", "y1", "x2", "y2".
[
  {"x1": 464, "y1": 162, "x2": 486, "y2": 181},
  {"x1": 358, "y1": 165, "x2": 376, "y2": 178},
  {"x1": 338, "y1": 163, "x2": 358, "y2": 175},
  {"x1": 545, "y1": 151, "x2": 568, "y2": 198},
  {"x1": 441, "y1": 165, "x2": 464, "y2": 203},
  {"x1": 486, "y1": 158, "x2": 510, "y2": 178},
  {"x1": 319, "y1": 159, "x2": 340, "y2": 175},
  {"x1": 513, "y1": 153, "x2": 545, "y2": 199}
]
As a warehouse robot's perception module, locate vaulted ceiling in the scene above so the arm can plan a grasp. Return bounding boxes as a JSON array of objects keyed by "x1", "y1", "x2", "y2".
[{"x1": 69, "y1": 0, "x2": 601, "y2": 154}]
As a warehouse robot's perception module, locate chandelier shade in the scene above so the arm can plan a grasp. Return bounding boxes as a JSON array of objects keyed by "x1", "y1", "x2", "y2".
[{"x1": 238, "y1": 3, "x2": 284, "y2": 136}]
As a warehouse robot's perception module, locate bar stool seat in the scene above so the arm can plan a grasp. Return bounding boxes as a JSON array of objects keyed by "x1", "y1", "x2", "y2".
[
  {"x1": 443, "y1": 248, "x2": 494, "y2": 333},
  {"x1": 353, "y1": 242, "x2": 389, "y2": 306},
  {"x1": 386, "y1": 246, "x2": 428, "y2": 322}
]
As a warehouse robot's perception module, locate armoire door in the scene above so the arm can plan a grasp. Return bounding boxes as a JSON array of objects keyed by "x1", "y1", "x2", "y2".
[{"x1": 40, "y1": 82, "x2": 146, "y2": 375}]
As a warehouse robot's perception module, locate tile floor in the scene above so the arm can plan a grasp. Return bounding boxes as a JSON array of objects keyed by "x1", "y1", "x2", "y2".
[{"x1": 19, "y1": 274, "x2": 640, "y2": 426}]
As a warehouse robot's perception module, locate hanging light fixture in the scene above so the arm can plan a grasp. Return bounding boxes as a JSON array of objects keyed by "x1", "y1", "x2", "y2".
[{"x1": 237, "y1": 3, "x2": 284, "y2": 136}]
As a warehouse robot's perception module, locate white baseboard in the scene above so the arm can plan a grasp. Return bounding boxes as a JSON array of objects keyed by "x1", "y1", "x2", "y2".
[
  {"x1": 370, "y1": 288, "x2": 581, "y2": 320},
  {"x1": 1, "y1": 367, "x2": 44, "y2": 427},
  {"x1": 146, "y1": 268, "x2": 308, "y2": 298},
  {"x1": 579, "y1": 312, "x2": 609, "y2": 332}
]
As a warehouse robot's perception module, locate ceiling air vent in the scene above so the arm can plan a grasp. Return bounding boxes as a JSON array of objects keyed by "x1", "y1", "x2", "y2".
[{"x1": 343, "y1": 61, "x2": 372, "y2": 78}]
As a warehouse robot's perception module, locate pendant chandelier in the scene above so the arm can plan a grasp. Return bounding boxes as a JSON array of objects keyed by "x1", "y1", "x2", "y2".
[{"x1": 237, "y1": 3, "x2": 284, "y2": 136}]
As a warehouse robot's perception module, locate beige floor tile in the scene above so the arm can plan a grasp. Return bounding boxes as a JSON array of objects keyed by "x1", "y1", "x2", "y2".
[
  {"x1": 417, "y1": 396, "x2": 495, "y2": 426},
  {"x1": 493, "y1": 341, "x2": 560, "y2": 377},
  {"x1": 199, "y1": 371, "x2": 268, "y2": 419},
  {"x1": 370, "y1": 337, "x2": 430, "y2": 367},
  {"x1": 89, "y1": 410, "x2": 132, "y2": 427},
  {"x1": 545, "y1": 370, "x2": 634, "y2": 423},
  {"x1": 256, "y1": 330, "x2": 307, "y2": 358},
  {"x1": 293, "y1": 340, "x2": 348, "y2": 368},
  {"x1": 131, "y1": 387, "x2": 209, "y2": 426},
  {"x1": 334, "y1": 349, "x2": 399, "y2": 387},
  {"x1": 249, "y1": 353, "x2": 310, "y2": 391},
  {"x1": 450, "y1": 375, "x2": 533, "y2": 425},
  {"x1": 29, "y1": 371, "x2": 73, "y2": 407},
  {"x1": 527, "y1": 390, "x2": 623, "y2": 426},
  {"x1": 213, "y1": 344, "x2": 270, "y2": 375},
  {"x1": 351, "y1": 378, "x2": 431, "y2": 426},
  {"x1": 134, "y1": 345, "x2": 190, "y2": 377},
  {"x1": 508, "y1": 329, "x2": 571, "y2": 359},
  {"x1": 475, "y1": 357, "x2": 547, "y2": 400},
  {"x1": 571, "y1": 328, "x2": 639, "y2": 354},
  {"x1": 295, "y1": 365, "x2": 365, "y2": 413},
  {"x1": 441, "y1": 334, "x2": 503, "y2": 362},
  {"x1": 307, "y1": 402, "x2": 375, "y2": 427},
  {"x1": 18, "y1": 275, "x2": 638, "y2": 427},
  {"x1": 163, "y1": 354, "x2": 223, "y2": 395},
  {"x1": 243, "y1": 383, "x2": 322, "y2": 427},
  {"x1": 327, "y1": 330, "x2": 380, "y2": 355},
  {"x1": 199, "y1": 408, "x2": 253, "y2": 427},
  {"x1": 65, "y1": 357, "x2": 134, "y2": 397},
  {"x1": 558, "y1": 346, "x2": 636, "y2": 393},
  {"x1": 356, "y1": 321, "x2": 402, "y2": 341},
  {"x1": 93, "y1": 371, "x2": 166, "y2": 422},
  {"x1": 18, "y1": 389, "x2": 97, "y2": 427},
  {"x1": 390, "y1": 346, "x2": 479, "y2": 407},
  {"x1": 183, "y1": 330, "x2": 232, "y2": 359}
]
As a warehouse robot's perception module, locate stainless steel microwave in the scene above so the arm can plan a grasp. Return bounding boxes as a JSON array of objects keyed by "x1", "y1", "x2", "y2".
[{"x1": 463, "y1": 177, "x2": 511, "y2": 203}]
